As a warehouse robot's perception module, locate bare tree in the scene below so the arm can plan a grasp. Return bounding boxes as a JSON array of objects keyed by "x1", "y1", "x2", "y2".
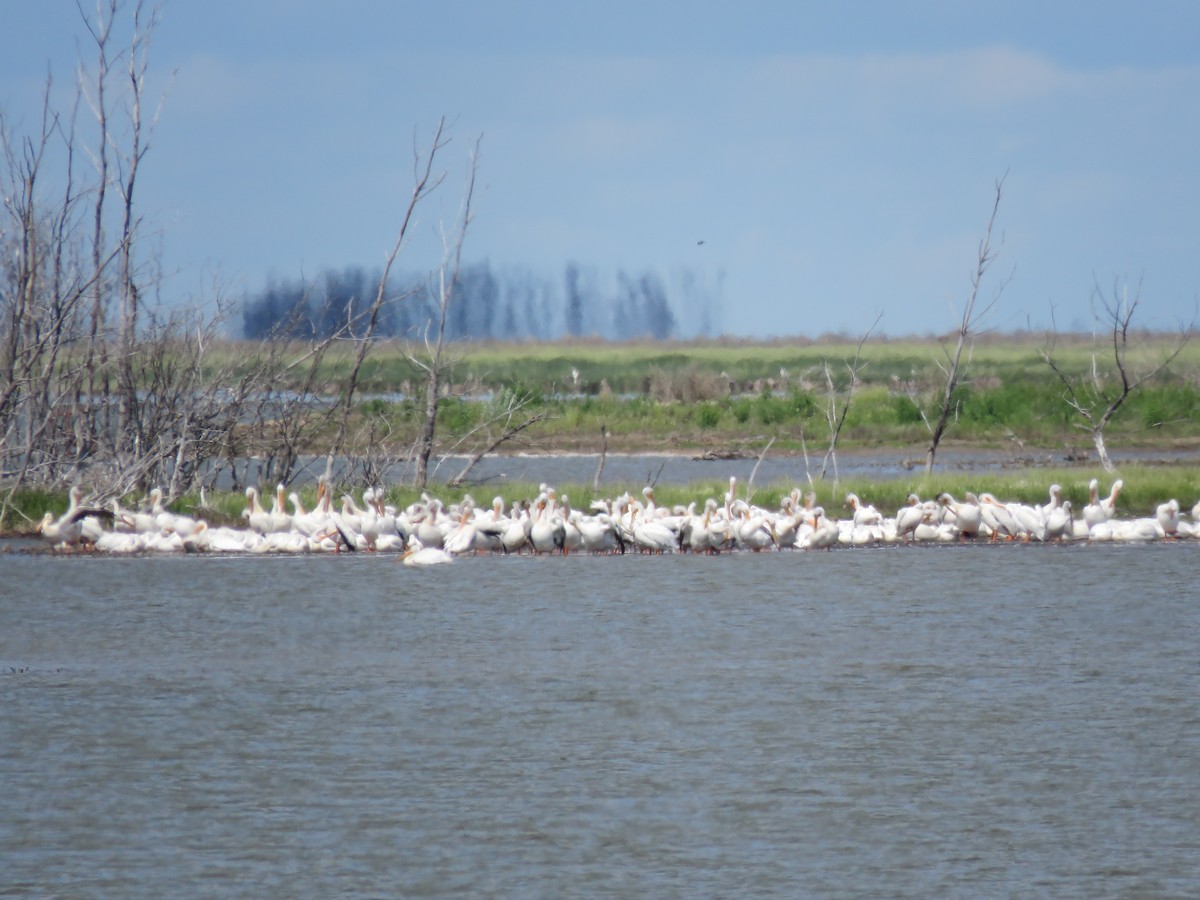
[
  {"x1": 328, "y1": 119, "x2": 449, "y2": 461},
  {"x1": 1041, "y1": 277, "x2": 1191, "y2": 472},
  {"x1": 409, "y1": 136, "x2": 481, "y2": 490},
  {"x1": 924, "y1": 174, "x2": 1012, "y2": 474},
  {"x1": 73, "y1": 0, "x2": 167, "y2": 460},
  {"x1": 0, "y1": 72, "x2": 115, "y2": 517},
  {"x1": 445, "y1": 387, "x2": 546, "y2": 487},
  {"x1": 819, "y1": 311, "x2": 882, "y2": 482},
  {"x1": 0, "y1": 0, "x2": 287, "y2": 523}
]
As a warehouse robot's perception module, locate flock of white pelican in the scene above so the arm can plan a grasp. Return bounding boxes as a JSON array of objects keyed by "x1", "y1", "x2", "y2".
[{"x1": 29, "y1": 475, "x2": 1200, "y2": 564}]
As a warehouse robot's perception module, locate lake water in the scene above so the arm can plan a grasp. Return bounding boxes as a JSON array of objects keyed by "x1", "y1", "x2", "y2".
[
  {"x1": 231, "y1": 447, "x2": 1200, "y2": 491},
  {"x1": 3, "y1": 543, "x2": 1199, "y2": 896}
]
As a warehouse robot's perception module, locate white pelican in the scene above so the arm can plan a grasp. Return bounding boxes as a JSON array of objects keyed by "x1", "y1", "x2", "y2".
[
  {"x1": 1043, "y1": 501, "x2": 1074, "y2": 542},
  {"x1": 641, "y1": 485, "x2": 660, "y2": 518},
  {"x1": 912, "y1": 510, "x2": 944, "y2": 542},
  {"x1": 500, "y1": 502, "x2": 531, "y2": 554},
  {"x1": 115, "y1": 488, "x2": 162, "y2": 534},
  {"x1": 256, "y1": 530, "x2": 313, "y2": 554},
  {"x1": 288, "y1": 491, "x2": 328, "y2": 538},
  {"x1": 1110, "y1": 517, "x2": 1164, "y2": 543},
  {"x1": 369, "y1": 488, "x2": 403, "y2": 546},
  {"x1": 352, "y1": 489, "x2": 383, "y2": 550},
  {"x1": 558, "y1": 496, "x2": 585, "y2": 553},
  {"x1": 338, "y1": 491, "x2": 373, "y2": 535},
  {"x1": 183, "y1": 521, "x2": 259, "y2": 553},
  {"x1": 625, "y1": 501, "x2": 676, "y2": 553},
  {"x1": 978, "y1": 493, "x2": 1021, "y2": 540},
  {"x1": 803, "y1": 509, "x2": 840, "y2": 550},
  {"x1": 575, "y1": 510, "x2": 623, "y2": 554},
  {"x1": 1006, "y1": 500, "x2": 1047, "y2": 542},
  {"x1": 415, "y1": 499, "x2": 448, "y2": 549},
  {"x1": 154, "y1": 497, "x2": 201, "y2": 538},
  {"x1": 442, "y1": 506, "x2": 481, "y2": 556},
  {"x1": 1101, "y1": 479, "x2": 1124, "y2": 519},
  {"x1": 937, "y1": 492, "x2": 983, "y2": 540},
  {"x1": 771, "y1": 498, "x2": 803, "y2": 549},
  {"x1": 845, "y1": 493, "x2": 883, "y2": 528},
  {"x1": 894, "y1": 493, "x2": 926, "y2": 541},
  {"x1": 243, "y1": 487, "x2": 273, "y2": 534},
  {"x1": 93, "y1": 529, "x2": 147, "y2": 554},
  {"x1": 69, "y1": 488, "x2": 114, "y2": 545},
  {"x1": 529, "y1": 497, "x2": 567, "y2": 554},
  {"x1": 684, "y1": 499, "x2": 724, "y2": 553},
  {"x1": 733, "y1": 500, "x2": 776, "y2": 551},
  {"x1": 268, "y1": 484, "x2": 292, "y2": 533},
  {"x1": 400, "y1": 535, "x2": 453, "y2": 566},
  {"x1": 36, "y1": 507, "x2": 104, "y2": 550},
  {"x1": 1041, "y1": 483, "x2": 1065, "y2": 518},
  {"x1": 1155, "y1": 499, "x2": 1181, "y2": 536},
  {"x1": 463, "y1": 497, "x2": 508, "y2": 554},
  {"x1": 1083, "y1": 478, "x2": 1122, "y2": 530}
]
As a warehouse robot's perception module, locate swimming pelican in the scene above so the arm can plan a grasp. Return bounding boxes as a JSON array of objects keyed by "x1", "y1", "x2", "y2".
[{"x1": 400, "y1": 534, "x2": 454, "y2": 566}]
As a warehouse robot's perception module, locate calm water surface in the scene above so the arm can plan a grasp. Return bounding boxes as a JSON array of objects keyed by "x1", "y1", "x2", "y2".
[{"x1": 3, "y1": 543, "x2": 1199, "y2": 897}]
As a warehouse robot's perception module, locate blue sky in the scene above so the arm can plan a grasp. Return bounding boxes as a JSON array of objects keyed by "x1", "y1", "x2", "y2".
[{"x1": 3, "y1": 0, "x2": 1199, "y2": 337}]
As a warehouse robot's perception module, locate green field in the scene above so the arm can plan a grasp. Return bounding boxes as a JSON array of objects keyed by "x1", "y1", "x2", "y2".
[{"x1": 278, "y1": 332, "x2": 1200, "y2": 456}]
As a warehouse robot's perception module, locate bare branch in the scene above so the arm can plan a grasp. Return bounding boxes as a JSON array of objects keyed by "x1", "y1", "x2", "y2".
[{"x1": 925, "y1": 173, "x2": 1008, "y2": 473}]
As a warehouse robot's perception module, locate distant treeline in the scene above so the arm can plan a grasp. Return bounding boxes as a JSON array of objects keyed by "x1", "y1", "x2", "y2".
[{"x1": 242, "y1": 261, "x2": 721, "y2": 341}]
